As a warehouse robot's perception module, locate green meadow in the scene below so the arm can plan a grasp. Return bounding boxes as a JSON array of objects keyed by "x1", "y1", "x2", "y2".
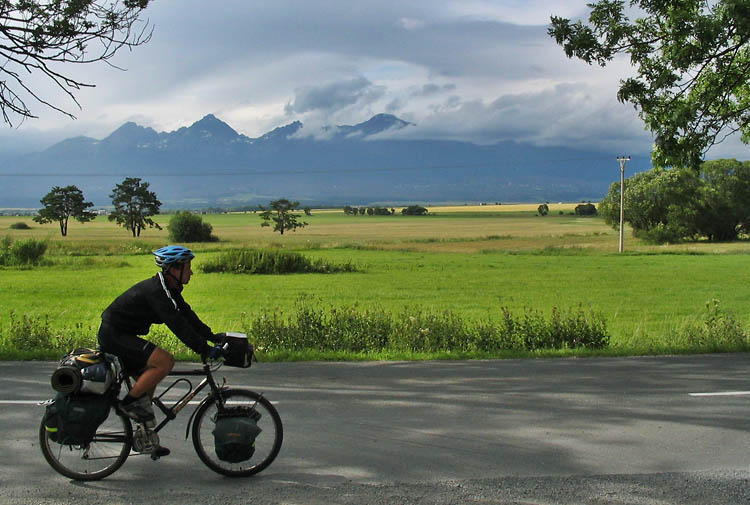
[{"x1": 2, "y1": 204, "x2": 749, "y2": 360}]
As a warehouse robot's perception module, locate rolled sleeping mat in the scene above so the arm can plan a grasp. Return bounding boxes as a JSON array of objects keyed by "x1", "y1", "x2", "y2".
[{"x1": 50, "y1": 365, "x2": 82, "y2": 393}]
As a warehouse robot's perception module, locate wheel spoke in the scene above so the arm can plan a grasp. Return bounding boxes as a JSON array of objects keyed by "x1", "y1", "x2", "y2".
[
  {"x1": 191, "y1": 389, "x2": 283, "y2": 477},
  {"x1": 39, "y1": 408, "x2": 132, "y2": 481}
]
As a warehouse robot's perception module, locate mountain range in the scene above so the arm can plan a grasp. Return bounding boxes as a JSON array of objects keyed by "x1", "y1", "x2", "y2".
[{"x1": 0, "y1": 113, "x2": 652, "y2": 209}]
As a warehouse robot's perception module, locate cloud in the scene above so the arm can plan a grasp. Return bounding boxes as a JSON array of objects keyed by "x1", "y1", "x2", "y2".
[
  {"x1": 412, "y1": 83, "x2": 457, "y2": 97},
  {"x1": 377, "y1": 82, "x2": 654, "y2": 155},
  {"x1": 284, "y1": 76, "x2": 384, "y2": 115},
  {"x1": 397, "y1": 17, "x2": 426, "y2": 30}
]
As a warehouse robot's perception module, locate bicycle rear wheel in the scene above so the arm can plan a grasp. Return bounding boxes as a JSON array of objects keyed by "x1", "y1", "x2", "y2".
[
  {"x1": 39, "y1": 407, "x2": 133, "y2": 481},
  {"x1": 192, "y1": 388, "x2": 283, "y2": 477}
]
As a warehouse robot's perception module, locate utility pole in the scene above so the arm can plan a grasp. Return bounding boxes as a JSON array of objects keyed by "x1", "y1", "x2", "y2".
[{"x1": 616, "y1": 156, "x2": 630, "y2": 253}]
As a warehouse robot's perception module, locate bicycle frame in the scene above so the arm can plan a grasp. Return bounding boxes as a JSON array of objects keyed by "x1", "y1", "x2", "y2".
[{"x1": 122, "y1": 361, "x2": 229, "y2": 439}]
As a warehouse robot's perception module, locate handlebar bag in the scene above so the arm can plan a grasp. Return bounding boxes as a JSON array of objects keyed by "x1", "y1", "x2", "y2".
[{"x1": 219, "y1": 333, "x2": 254, "y2": 368}]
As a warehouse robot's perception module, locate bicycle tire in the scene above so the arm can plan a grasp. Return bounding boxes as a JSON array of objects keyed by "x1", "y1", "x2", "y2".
[
  {"x1": 192, "y1": 388, "x2": 283, "y2": 477},
  {"x1": 39, "y1": 407, "x2": 133, "y2": 481}
]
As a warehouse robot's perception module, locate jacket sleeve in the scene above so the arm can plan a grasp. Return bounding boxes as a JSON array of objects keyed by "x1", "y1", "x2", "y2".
[
  {"x1": 179, "y1": 298, "x2": 215, "y2": 342},
  {"x1": 147, "y1": 282, "x2": 211, "y2": 355}
]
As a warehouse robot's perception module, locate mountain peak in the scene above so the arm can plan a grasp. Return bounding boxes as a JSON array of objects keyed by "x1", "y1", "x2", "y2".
[
  {"x1": 102, "y1": 121, "x2": 159, "y2": 147},
  {"x1": 337, "y1": 113, "x2": 412, "y2": 138},
  {"x1": 186, "y1": 114, "x2": 240, "y2": 140},
  {"x1": 193, "y1": 113, "x2": 221, "y2": 125},
  {"x1": 255, "y1": 120, "x2": 303, "y2": 142}
]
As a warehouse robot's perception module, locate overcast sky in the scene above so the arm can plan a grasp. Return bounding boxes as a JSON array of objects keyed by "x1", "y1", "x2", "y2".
[{"x1": 0, "y1": 0, "x2": 746, "y2": 160}]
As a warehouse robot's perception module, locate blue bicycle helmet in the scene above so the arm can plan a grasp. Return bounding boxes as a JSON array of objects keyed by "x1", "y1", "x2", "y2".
[{"x1": 153, "y1": 245, "x2": 195, "y2": 269}]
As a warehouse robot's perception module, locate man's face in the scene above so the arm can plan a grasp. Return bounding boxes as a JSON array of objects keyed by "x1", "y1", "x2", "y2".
[{"x1": 171, "y1": 260, "x2": 193, "y2": 285}]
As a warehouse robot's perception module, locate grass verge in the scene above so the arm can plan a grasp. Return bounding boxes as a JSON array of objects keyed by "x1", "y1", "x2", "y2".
[{"x1": 2, "y1": 299, "x2": 747, "y2": 362}]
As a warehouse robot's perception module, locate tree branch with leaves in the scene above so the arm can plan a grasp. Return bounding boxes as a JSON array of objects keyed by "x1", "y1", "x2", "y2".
[
  {"x1": 0, "y1": 0, "x2": 153, "y2": 125},
  {"x1": 549, "y1": 0, "x2": 750, "y2": 169}
]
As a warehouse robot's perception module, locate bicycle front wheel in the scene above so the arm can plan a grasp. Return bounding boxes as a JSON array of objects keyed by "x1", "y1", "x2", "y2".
[
  {"x1": 39, "y1": 407, "x2": 133, "y2": 481},
  {"x1": 192, "y1": 388, "x2": 283, "y2": 477}
]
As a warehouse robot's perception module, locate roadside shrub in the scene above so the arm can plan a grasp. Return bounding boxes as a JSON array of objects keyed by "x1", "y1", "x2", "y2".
[
  {"x1": 391, "y1": 309, "x2": 470, "y2": 352},
  {"x1": 325, "y1": 305, "x2": 392, "y2": 352},
  {"x1": 6, "y1": 311, "x2": 54, "y2": 351},
  {"x1": 200, "y1": 248, "x2": 356, "y2": 274},
  {"x1": 9, "y1": 222, "x2": 31, "y2": 229},
  {"x1": 682, "y1": 299, "x2": 747, "y2": 350},
  {"x1": 244, "y1": 300, "x2": 610, "y2": 354},
  {"x1": 168, "y1": 211, "x2": 218, "y2": 243},
  {"x1": 2, "y1": 312, "x2": 96, "y2": 354}
]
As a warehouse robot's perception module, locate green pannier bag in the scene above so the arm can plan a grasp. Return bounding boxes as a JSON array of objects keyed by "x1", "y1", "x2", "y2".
[
  {"x1": 43, "y1": 391, "x2": 113, "y2": 446},
  {"x1": 212, "y1": 406, "x2": 262, "y2": 463}
]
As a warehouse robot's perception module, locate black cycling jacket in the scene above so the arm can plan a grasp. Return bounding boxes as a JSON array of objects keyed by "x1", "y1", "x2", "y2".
[{"x1": 101, "y1": 272, "x2": 213, "y2": 355}]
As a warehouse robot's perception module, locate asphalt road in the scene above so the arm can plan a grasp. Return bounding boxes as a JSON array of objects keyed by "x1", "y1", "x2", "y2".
[{"x1": 2, "y1": 354, "x2": 750, "y2": 504}]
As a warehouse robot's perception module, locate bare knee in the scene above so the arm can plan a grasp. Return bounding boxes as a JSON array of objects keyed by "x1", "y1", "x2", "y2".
[{"x1": 148, "y1": 347, "x2": 174, "y2": 376}]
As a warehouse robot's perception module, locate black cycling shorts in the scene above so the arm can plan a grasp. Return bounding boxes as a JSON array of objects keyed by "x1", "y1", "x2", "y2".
[{"x1": 97, "y1": 321, "x2": 157, "y2": 375}]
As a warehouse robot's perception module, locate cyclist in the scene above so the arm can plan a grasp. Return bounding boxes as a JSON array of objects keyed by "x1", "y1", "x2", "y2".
[{"x1": 97, "y1": 245, "x2": 223, "y2": 455}]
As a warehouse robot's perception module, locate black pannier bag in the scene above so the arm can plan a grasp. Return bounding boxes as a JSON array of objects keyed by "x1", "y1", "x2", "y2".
[
  {"x1": 212, "y1": 406, "x2": 262, "y2": 463},
  {"x1": 218, "y1": 332, "x2": 254, "y2": 368},
  {"x1": 43, "y1": 390, "x2": 114, "y2": 445}
]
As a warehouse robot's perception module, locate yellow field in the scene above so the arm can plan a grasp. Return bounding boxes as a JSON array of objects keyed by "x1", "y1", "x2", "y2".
[
  {"x1": 309, "y1": 203, "x2": 581, "y2": 214},
  {"x1": 426, "y1": 203, "x2": 580, "y2": 213}
]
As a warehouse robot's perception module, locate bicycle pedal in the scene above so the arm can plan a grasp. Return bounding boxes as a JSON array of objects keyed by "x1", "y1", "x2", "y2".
[{"x1": 150, "y1": 446, "x2": 170, "y2": 460}]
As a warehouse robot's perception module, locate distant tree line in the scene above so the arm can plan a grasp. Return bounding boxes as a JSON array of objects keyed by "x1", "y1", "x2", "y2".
[
  {"x1": 343, "y1": 206, "x2": 395, "y2": 216},
  {"x1": 343, "y1": 205, "x2": 429, "y2": 216}
]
